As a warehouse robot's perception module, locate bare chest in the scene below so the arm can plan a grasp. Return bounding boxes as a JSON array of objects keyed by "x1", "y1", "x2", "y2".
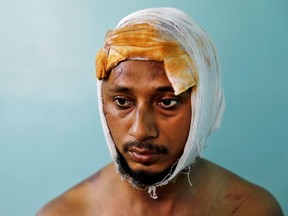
[{"x1": 92, "y1": 189, "x2": 249, "y2": 216}]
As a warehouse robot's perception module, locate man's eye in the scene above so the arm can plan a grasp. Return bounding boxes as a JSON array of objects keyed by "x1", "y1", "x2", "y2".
[
  {"x1": 114, "y1": 97, "x2": 133, "y2": 108},
  {"x1": 158, "y1": 99, "x2": 178, "y2": 109}
]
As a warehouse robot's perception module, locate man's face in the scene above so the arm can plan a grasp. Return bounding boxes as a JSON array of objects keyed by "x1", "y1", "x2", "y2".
[{"x1": 102, "y1": 60, "x2": 191, "y2": 186}]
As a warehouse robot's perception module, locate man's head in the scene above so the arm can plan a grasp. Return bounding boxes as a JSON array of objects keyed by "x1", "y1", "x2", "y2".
[{"x1": 96, "y1": 8, "x2": 225, "y2": 195}]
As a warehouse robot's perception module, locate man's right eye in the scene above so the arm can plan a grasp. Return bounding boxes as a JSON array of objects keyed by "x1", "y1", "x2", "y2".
[{"x1": 113, "y1": 97, "x2": 133, "y2": 108}]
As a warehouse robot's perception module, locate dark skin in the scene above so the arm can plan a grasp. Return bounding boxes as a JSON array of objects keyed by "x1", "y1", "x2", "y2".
[{"x1": 37, "y1": 60, "x2": 283, "y2": 216}]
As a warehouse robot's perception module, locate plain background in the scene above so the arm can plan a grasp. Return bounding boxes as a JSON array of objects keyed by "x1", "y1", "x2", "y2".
[{"x1": 0, "y1": 0, "x2": 287, "y2": 215}]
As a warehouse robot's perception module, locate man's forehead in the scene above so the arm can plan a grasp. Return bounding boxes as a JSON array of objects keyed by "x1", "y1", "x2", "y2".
[
  {"x1": 109, "y1": 60, "x2": 168, "y2": 81},
  {"x1": 103, "y1": 60, "x2": 176, "y2": 93}
]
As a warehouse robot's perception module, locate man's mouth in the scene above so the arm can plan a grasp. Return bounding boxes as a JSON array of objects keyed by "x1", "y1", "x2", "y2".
[{"x1": 128, "y1": 147, "x2": 161, "y2": 165}]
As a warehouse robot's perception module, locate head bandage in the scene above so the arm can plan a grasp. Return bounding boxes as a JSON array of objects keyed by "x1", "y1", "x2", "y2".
[{"x1": 96, "y1": 7, "x2": 225, "y2": 198}]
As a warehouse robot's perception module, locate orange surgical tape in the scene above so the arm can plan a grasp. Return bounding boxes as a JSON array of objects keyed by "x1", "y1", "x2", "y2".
[{"x1": 96, "y1": 23, "x2": 198, "y2": 95}]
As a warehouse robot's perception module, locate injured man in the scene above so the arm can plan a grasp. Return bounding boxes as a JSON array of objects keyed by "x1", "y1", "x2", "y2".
[{"x1": 37, "y1": 7, "x2": 283, "y2": 216}]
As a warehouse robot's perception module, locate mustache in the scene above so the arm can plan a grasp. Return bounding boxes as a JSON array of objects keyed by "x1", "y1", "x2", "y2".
[{"x1": 123, "y1": 141, "x2": 168, "y2": 154}]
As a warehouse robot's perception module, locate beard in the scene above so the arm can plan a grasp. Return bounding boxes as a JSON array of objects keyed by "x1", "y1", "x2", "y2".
[{"x1": 115, "y1": 141, "x2": 177, "y2": 188}]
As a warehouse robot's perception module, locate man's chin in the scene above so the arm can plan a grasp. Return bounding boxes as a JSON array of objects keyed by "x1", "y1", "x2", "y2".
[{"x1": 116, "y1": 153, "x2": 175, "y2": 187}]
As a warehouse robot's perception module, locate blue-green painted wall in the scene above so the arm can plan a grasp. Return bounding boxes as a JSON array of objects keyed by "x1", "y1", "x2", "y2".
[{"x1": 0, "y1": 0, "x2": 287, "y2": 215}]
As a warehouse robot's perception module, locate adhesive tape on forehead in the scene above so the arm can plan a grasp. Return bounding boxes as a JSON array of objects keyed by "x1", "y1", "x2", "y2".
[{"x1": 96, "y1": 23, "x2": 198, "y2": 95}]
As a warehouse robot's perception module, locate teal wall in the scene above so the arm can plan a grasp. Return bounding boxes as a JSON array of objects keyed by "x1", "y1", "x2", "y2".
[{"x1": 0, "y1": 0, "x2": 287, "y2": 215}]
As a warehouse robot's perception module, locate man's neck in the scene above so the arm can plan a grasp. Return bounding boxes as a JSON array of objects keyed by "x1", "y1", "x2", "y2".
[{"x1": 115, "y1": 158, "x2": 204, "y2": 214}]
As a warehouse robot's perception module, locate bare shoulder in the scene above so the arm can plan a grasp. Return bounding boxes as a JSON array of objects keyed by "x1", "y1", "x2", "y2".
[
  {"x1": 202, "y1": 159, "x2": 284, "y2": 216},
  {"x1": 36, "y1": 163, "x2": 114, "y2": 216}
]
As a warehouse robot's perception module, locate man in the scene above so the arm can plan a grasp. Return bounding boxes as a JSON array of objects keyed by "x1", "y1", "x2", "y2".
[{"x1": 37, "y1": 8, "x2": 283, "y2": 215}]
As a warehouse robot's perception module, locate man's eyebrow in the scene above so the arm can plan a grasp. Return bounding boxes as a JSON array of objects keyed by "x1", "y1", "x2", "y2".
[
  {"x1": 108, "y1": 85, "x2": 175, "y2": 93},
  {"x1": 109, "y1": 85, "x2": 174, "y2": 92},
  {"x1": 155, "y1": 86, "x2": 174, "y2": 93},
  {"x1": 108, "y1": 85, "x2": 131, "y2": 93}
]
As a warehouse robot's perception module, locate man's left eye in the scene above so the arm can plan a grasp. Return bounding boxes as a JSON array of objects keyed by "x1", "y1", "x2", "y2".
[{"x1": 158, "y1": 99, "x2": 178, "y2": 109}]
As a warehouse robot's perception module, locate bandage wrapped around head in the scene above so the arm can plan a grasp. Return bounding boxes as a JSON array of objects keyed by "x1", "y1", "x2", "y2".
[{"x1": 96, "y1": 7, "x2": 225, "y2": 193}]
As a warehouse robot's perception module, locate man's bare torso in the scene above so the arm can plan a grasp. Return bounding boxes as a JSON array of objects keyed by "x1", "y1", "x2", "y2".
[{"x1": 37, "y1": 158, "x2": 283, "y2": 216}]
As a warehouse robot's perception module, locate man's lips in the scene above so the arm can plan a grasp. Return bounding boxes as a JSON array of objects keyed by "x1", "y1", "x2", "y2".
[{"x1": 128, "y1": 148, "x2": 161, "y2": 164}]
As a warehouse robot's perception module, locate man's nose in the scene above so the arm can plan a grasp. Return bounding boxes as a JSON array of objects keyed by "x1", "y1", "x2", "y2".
[{"x1": 128, "y1": 104, "x2": 158, "y2": 141}]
